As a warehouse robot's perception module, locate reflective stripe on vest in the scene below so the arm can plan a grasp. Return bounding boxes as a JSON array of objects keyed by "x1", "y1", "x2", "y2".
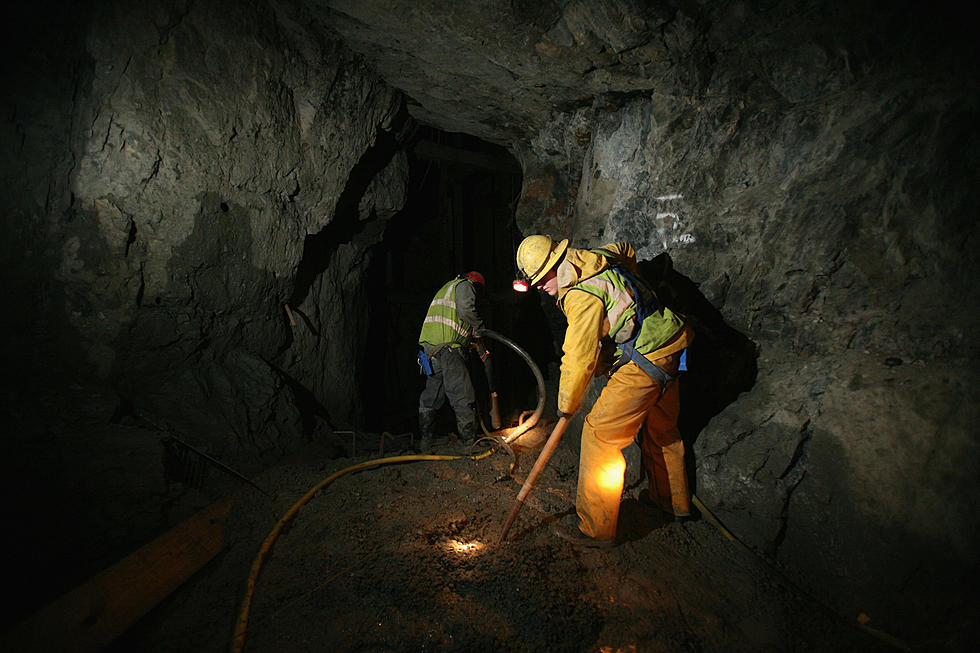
[
  {"x1": 576, "y1": 273, "x2": 637, "y2": 344},
  {"x1": 419, "y1": 278, "x2": 470, "y2": 346}
]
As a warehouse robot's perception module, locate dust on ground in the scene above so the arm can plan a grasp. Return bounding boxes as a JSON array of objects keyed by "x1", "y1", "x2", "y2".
[{"x1": 106, "y1": 423, "x2": 892, "y2": 653}]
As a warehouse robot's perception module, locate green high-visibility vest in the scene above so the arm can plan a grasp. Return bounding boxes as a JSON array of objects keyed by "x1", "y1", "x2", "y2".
[
  {"x1": 570, "y1": 261, "x2": 684, "y2": 357},
  {"x1": 419, "y1": 278, "x2": 471, "y2": 347}
]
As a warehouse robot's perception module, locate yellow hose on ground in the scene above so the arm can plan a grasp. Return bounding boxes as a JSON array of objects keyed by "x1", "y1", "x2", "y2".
[
  {"x1": 234, "y1": 458, "x2": 908, "y2": 652},
  {"x1": 691, "y1": 494, "x2": 736, "y2": 541},
  {"x1": 690, "y1": 494, "x2": 910, "y2": 651},
  {"x1": 231, "y1": 448, "x2": 494, "y2": 653}
]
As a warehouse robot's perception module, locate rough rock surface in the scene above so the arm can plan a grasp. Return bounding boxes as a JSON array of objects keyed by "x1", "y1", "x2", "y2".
[
  {"x1": 379, "y1": 0, "x2": 974, "y2": 643},
  {"x1": 3, "y1": 0, "x2": 409, "y2": 472},
  {"x1": 110, "y1": 432, "x2": 900, "y2": 653},
  {"x1": 523, "y1": 81, "x2": 980, "y2": 633},
  {"x1": 504, "y1": 7, "x2": 980, "y2": 640},
  {"x1": 2, "y1": 0, "x2": 977, "y2": 649}
]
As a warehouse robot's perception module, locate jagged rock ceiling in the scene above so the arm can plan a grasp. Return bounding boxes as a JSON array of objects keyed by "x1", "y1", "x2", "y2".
[
  {"x1": 306, "y1": 0, "x2": 702, "y2": 144},
  {"x1": 301, "y1": 0, "x2": 959, "y2": 150}
]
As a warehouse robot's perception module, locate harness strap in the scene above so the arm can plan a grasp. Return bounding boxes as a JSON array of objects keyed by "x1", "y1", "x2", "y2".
[
  {"x1": 615, "y1": 340, "x2": 675, "y2": 396},
  {"x1": 602, "y1": 261, "x2": 677, "y2": 395}
]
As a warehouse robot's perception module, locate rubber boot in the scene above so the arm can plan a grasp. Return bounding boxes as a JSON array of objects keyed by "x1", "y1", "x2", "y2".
[
  {"x1": 458, "y1": 432, "x2": 476, "y2": 448},
  {"x1": 456, "y1": 406, "x2": 478, "y2": 447},
  {"x1": 419, "y1": 409, "x2": 436, "y2": 453}
]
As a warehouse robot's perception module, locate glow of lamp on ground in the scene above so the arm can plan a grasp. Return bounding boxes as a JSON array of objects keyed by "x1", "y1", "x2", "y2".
[{"x1": 446, "y1": 539, "x2": 484, "y2": 555}]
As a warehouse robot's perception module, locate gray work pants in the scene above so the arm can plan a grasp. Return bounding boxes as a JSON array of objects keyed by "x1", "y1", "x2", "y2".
[{"x1": 418, "y1": 346, "x2": 477, "y2": 440}]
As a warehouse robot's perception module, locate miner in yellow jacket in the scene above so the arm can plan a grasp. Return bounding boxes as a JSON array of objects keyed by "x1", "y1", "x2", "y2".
[{"x1": 516, "y1": 235, "x2": 693, "y2": 547}]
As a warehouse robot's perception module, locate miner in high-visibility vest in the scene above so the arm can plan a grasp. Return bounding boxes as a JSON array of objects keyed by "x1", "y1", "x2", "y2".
[
  {"x1": 515, "y1": 235, "x2": 694, "y2": 547},
  {"x1": 417, "y1": 271, "x2": 488, "y2": 453}
]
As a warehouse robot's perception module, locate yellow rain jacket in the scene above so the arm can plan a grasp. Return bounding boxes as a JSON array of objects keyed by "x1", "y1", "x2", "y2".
[{"x1": 554, "y1": 243, "x2": 690, "y2": 415}]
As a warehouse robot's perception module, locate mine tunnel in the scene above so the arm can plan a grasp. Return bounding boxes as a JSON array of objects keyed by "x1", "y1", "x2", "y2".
[
  {"x1": 1, "y1": 1, "x2": 977, "y2": 652},
  {"x1": 356, "y1": 126, "x2": 551, "y2": 437}
]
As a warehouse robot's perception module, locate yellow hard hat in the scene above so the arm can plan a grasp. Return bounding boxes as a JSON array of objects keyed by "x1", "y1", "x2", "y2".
[{"x1": 516, "y1": 235, "x2": 569, "y2": 285}]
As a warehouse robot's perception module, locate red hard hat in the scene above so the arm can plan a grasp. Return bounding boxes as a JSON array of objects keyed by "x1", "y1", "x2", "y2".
[{"x1": 464, "y1": 271, "x2": 486, "y2": 286}]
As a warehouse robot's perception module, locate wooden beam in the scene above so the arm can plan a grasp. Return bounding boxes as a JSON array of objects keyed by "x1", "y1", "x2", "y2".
[{"x1": 1, "y1": 496, "x2": 233, "y2": 653}]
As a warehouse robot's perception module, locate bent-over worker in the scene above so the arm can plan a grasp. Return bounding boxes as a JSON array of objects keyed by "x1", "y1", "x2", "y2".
[{"x1": 515, "y1": 235, "x2": 694, "y2": 547}]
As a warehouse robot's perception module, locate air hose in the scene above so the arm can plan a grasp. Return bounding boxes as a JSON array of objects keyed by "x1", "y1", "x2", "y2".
[
  {"x1": 476, "y1": 328, "x2": 546, "y2": 444},
  {"x1": 231, "y1": 450, "x2": 495, "y2": 653},
  {"x1": 689, "y1": 495, "x2": 910, "y2": 651},
  {"x1": 232, "y1": 328, "x2": 545, "y2": 653}
]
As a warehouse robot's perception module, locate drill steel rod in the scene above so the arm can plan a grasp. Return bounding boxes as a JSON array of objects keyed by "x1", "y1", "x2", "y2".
[{"x1": 497, "y1": 416, "x2": 571, "y2": 544}]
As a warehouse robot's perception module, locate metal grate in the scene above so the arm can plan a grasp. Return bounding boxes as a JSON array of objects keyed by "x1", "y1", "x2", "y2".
[{"x1": 162, "y1": 436, "x2": 209, "y2": 491}]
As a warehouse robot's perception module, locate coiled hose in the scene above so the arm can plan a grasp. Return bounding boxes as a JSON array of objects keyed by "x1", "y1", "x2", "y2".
[
  {"x1": 477, "y1": 329, "x2": 546, "y2": 444},
  {"x1": 231, "y1": 329, "x2": 545, "y2": 653}
]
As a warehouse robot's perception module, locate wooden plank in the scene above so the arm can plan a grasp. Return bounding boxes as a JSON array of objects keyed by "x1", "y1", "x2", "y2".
[{"x1": 1, "y1": 496, "x2": 233, "y2": 653}]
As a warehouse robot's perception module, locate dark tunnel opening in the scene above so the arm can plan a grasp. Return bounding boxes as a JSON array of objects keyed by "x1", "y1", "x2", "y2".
[{"x1": 359, "y1": 126, "x2": 557, "y2": 436}]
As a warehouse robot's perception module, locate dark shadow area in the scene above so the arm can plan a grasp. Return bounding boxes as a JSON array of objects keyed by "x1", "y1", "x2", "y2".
[
  {"x1": 286, "y1": 106, "x2": 411, "y2": 313},
  {"x1": 616, "y1": 496, "x2": 675, "y2": 544},
  {"x1": 280, "y1": 104, "x2": 416, "y2": 439},
  {"x1": 637, "y1": 254, "x2": 759, "y2": 485},
  {"x1": 470, "y1": 288, "x2": 558, "y2": 430},
  {"x1": 264, "y1": 360, "x2": 341, "y2": 444},
  {"x1": 359, "y1": 127, "x2": 553, "y2": 435}
]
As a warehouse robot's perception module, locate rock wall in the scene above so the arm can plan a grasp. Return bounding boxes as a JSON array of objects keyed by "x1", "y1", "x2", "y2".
[
  {"x1": 2, "y1": 0, "x2": 976, "y2": 640},
  {"x1": 514, "y1": 0, "x2": 978, "y2": 637},
  {"x1": 1, "y1": 0, "x2": 407, "y2": 469}
]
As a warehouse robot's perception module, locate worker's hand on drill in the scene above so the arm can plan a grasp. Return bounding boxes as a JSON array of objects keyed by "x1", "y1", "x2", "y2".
[{"x1": 471, "y1": 338, "x2": 490, "y2": 362}]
